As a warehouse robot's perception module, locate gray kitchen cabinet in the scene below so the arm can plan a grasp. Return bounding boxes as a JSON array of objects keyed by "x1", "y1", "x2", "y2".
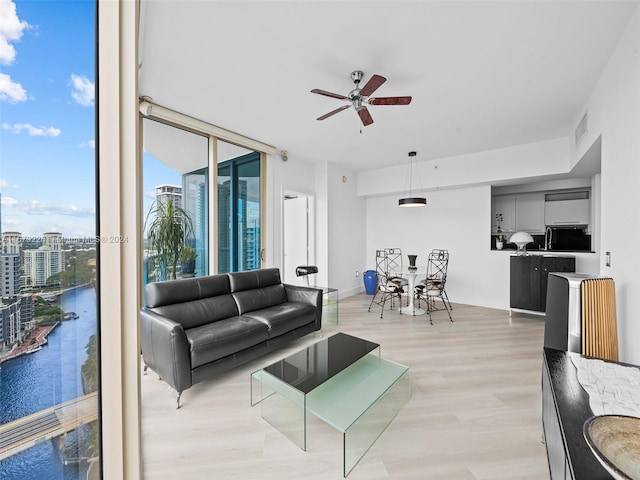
[
  {"x1": 510, "y1": 255, "x2": 575, "y2": 312},
  {"x1": 544, "y1": 198, "x2": 590, "y2": 226},
  {"x1": 492, "y1": 194, "x2": 515, "y2": 234},
  {"x1": 515, "y1": 192, "x2": 545, "y2": 233}
]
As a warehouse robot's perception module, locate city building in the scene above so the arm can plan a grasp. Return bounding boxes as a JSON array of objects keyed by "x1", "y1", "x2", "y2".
[
  {"x1": 42, "y1": 232, "x2": 63, "y2": 251},
  {"x1": 155, "y1": 184, "x2": 182, "y2": 207},
  {"x1": 1, "y1": 253, "x2": 21, "y2": 297},
  {"x1": 23, "y1": 245, "x2": 65, "y2": 288},
  {"x1": 0, "y1": 297, "x2": 22, "y2": 346},
  {"x1": 2, "y1": 232, "x2": 22, "y2": 255},
  {"x1": 20, "y1": 294, "x2": 34, "y2": 332}
]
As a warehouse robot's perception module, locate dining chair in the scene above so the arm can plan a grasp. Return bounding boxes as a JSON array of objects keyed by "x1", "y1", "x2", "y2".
[
  {"x1": 368, "y1": 249, "x2": 405, "y2": 318},
  {"x1": 415, "y1": 249, "x2": 453, "y2": 324}
]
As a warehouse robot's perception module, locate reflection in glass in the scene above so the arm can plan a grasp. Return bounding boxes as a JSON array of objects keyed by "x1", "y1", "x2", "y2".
[
  {"x1": 237, "y1": 158, "x2": 261, "y2": 271},
  {"x1": 217, "y1": 144, "x2": 261, "y2": 273}
]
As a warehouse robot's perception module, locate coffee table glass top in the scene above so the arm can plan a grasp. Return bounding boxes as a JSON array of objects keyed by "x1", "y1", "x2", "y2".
[{"x1": 261, "y1": 332, "x2": 379, "y2": 394}]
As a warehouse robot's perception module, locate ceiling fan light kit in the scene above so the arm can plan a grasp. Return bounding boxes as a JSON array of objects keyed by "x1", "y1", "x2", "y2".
[{"x1": 311, "y1": 70, "x2": 412, "y2": 126}]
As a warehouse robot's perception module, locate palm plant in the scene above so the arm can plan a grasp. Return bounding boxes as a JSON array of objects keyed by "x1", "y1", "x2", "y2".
[{"x1": 145, "y1": 198, "x2": 194, "y2": 280}]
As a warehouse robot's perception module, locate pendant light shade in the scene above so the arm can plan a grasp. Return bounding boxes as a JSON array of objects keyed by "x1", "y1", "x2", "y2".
[
  {"x1": 398, "y1": 197, "x2": 427, "y2": 207},
  {"x1": 399, "y1": 151, "x2": 426, "y2": 207}
]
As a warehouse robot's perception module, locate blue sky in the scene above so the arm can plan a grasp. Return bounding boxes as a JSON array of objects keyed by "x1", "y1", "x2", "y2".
[{"x1": 1, "y1": 0, "x2": 96, "y2": 238}]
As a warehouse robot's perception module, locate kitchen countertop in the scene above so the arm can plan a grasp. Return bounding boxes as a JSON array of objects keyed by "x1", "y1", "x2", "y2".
[{"x1": 492, "y1": 248, "x2": 594, "y2": 254}]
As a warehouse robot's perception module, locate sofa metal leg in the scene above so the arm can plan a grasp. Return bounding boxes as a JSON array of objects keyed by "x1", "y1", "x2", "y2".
[
  {"x1": 143, "y1": 364, "x2": 148, "y2": 375},
  {"x1": 176, "y1": 391, "x2": 182, "y2": 409}
]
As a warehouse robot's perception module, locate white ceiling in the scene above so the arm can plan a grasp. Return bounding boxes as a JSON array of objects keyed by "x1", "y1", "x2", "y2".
[{"x1": 138, "y1": 0, "x2": 638, "y2": 174}]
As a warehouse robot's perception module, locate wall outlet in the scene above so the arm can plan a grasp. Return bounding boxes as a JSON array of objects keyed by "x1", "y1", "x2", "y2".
[
  {"x1": 605, "y1": 251, "x2": 611, "y2": 267},
  {"x1": 355, "y1": 270, "x2": 360, "y2": 277}
]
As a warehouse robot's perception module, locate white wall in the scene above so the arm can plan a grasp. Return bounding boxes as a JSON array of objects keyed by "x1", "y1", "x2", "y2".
[
  {"x1": 266, "y1": 152, "x2": 317, "y2": 274},
  {"x1": 365, "y1": 185, "x2": 600, "y2": 311},
  {"x1": 573, "y1": 5, "x2": 640, "y2": 364},
  {"x1": 326, "y1": 164, "x2": 367, "y2": 297},
  {"x1": 358, "y1": 137, "x2": 571, "y2": 197},
  {"x1": 366, "y1": 185, "x2": 509, "y2": 309},
  {"x1": 267, "y1": 153, "x2": 367, "y2": 298}
]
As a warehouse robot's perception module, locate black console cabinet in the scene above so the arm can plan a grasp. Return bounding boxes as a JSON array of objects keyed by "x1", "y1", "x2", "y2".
[
  {"x1": 543, "y1": 348, "x2": 613, "y2": 479},
  {"x1": 510, "y1": 255, "x2": 575, "y2": 312}
]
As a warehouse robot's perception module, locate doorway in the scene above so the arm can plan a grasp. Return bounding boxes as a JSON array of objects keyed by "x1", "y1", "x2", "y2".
[{"x1": 282, "y1": 191, "x2": 313, "y2": 284}]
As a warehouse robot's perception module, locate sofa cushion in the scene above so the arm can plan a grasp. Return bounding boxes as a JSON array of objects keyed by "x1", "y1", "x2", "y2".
[
  {"x1": 185, "y1": 316, "x2": 269, "y2": 368},
  {"x1": 243, "y1": 302, "x2": 317, "y2": 337},
  {"x1": 145, "y1": 274, "x2": 231, "y2": 308},
  {"x1": 228, "y1": 268, "x2": 282, "y2": 292},
  {"x1": 151, "y1": 294, "x2": 239, "y2": 330},
  {"x1": 232, "y1": 284, "x2": 288, "y2": 315}
]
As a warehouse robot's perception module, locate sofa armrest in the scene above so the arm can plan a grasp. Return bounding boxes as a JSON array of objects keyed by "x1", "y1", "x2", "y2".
[
  {"x1": 284, "y1": 284, "x2": 323, "y2": 330},
  {"x1": 139, "y1": 309, "x2": 192, "y2": 394}
]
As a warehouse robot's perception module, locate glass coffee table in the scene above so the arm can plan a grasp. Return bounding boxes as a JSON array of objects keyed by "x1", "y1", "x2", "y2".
[{"x1": 251, "y1": 332, "x2": 411, "y2": 477}]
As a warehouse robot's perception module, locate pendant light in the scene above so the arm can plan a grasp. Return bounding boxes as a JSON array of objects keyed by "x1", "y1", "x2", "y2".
[{"x1": 399, "y1": 151, "x2": 426, "y2": 207}]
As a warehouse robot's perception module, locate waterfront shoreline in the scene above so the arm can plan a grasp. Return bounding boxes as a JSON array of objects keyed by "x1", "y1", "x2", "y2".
[
  {"x1": 1, "y1": 284, "x2": 93, "y2": 365},
  {"x1": 0, "y1": 323, "x2": 60, "y2": 364}
]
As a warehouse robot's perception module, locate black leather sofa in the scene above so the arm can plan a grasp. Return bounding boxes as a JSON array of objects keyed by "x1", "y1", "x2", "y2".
[{"x1": 140, "y1": 268, "x2": 322, "y2": 407}]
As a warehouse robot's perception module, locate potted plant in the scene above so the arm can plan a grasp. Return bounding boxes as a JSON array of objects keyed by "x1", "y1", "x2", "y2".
[
  {"x1": 495, "y1": 213, "x2": 504, "y2": 250},
  {"x1": 144, "y1": 198, "x2": 194, "y2": 280},
  {"x1": 180, "y1": 245, "x2": 197, "y2": 277}
]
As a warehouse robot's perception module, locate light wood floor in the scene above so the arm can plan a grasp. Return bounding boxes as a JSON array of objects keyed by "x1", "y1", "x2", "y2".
[{"x1": 141, "y1": 294, "x2": 550, "y2": 479}]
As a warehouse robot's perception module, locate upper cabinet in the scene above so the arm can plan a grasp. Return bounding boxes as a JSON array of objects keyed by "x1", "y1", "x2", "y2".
[
  {"x1": 516, "y1": 193, "x2": 545, "y2": 233},
  {"x1": 544, "y1": 197, "x2": 590, "y2": 226},
  {"x1": 492, "y1": 194, "x2": 515, "y2": 233},
  {"x1": 491, "y1": 188, "x2": 591, "y2": 237}
]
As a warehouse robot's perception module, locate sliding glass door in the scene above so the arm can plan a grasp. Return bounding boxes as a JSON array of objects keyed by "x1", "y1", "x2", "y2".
[
  {"x1": 142, "y1": 118, "x2": 209, "y2": 283},
  {"x1": 218, "y1": 151, "x2": 261, "y2": 273}
]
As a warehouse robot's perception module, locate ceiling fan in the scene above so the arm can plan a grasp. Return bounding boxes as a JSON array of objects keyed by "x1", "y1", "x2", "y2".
[{"x1": 311, "y1": 70, "x2": 412, "y2": 127}]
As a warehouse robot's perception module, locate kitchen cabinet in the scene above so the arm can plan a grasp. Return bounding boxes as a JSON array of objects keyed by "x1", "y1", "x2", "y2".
[
  {"x1": 544, "y1": 199, "x2": 590, "y2": 226},
  {"x1": 510, "y1": 255, "x2": 575, "y2": 312},
  {"x1": 492, "y1": 194, "x2": 515, "y2": 234},
  {"x1": 515, "y1": 193, "x2": 545, "y2": 233}
]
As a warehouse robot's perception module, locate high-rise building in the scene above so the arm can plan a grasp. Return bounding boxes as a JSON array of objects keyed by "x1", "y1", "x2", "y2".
[
  {"x1": 2, "y1": 232, "x2": 22, "y2": 254},
  {"x1": 20, "y1": 294, "x2": 34, "y2": 332},
  {"x1": 1, "y1": 254, "x2": 21, "y2": 297},
  {"x1": 43, "y1": 232, "x2": 63, "y2": 251},
  {"x1": 0, "y1": 297, "x2": 22, "y2": 345},
  {"x1": 217, "y1": 180, "x2": 232, "y2": 273},
  {"x1": 155, "y1": 184, "x2": 182, "y2": 207},
  {"x1": 23, "y1": 245, "x2": 65, "y2": 288}
]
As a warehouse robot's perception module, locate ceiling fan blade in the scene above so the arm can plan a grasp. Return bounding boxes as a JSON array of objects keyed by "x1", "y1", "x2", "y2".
[
  {"x1": 317, "y1": 104, "x2": 350, "y2": 121},
  {"x1": 311, "y1": 88, "x2": 349, "y2": 100},
  {"x1": 369, "y1": 96, "x2": 412, "y2": 106},
  {"x1": 357, "y1": 107, "x2": 374, "y2": 126},
  {"x1": 359, "y1": 74, "x2": 386, "y2": 97}
]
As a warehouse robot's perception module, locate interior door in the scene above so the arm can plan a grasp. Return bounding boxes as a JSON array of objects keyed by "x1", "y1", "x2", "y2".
[{"x1": 283, "y1": 194, "x2": 309, "y2": 283}]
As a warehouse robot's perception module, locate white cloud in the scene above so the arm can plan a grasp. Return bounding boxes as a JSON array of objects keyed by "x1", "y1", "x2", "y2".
[
  {"x1": 1, "y1": 195, "x2": 94, "y2": 218},
  {"x1": 70, "y1": 74, "x2": 94, "y2": 106},
  {"x1": 0, "y1": 72, "x2": 26, "y2": 103},
  {"x1": 0, "y1": 178, "x2": 18, "y2": 188},
  {"x1": 0, "y1": 196, "x2": 19, "y2": 207},
  {"x1": 0, "y1": 0, "x2": 30, "y2": 65},
  {"x1": 2, "y1": 122, "x2": 61, "y2": 137},
  {"x1": 80, "y1": 139, "x2": 95, "y2": 149}
]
